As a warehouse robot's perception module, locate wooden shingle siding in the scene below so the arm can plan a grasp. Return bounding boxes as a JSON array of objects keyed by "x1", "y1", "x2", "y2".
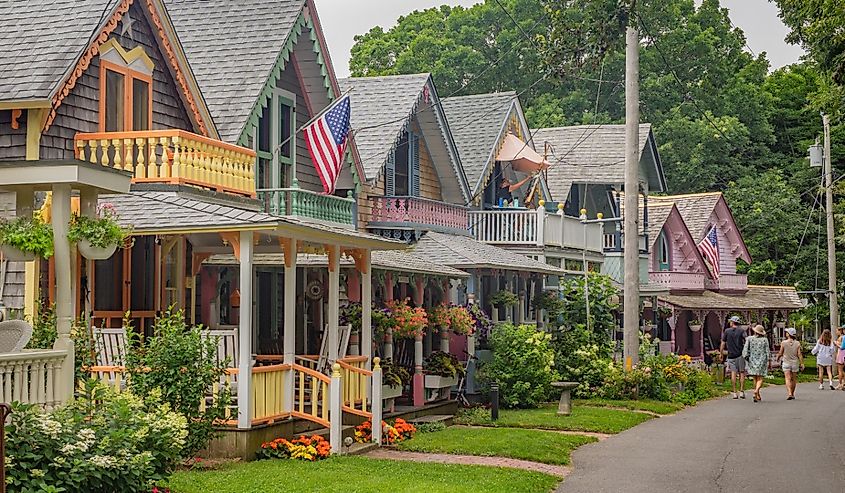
[
  {"x1": 276, "y1": 60, "x2": 322, "y2": 192},
  {"x1": 0, "y1": 193, "x2": 26, "y2": 310},
  {"x1": 0, "y1": 110, "x2": 28, "y2": 160},
  {"x1": 40, "y1": 2, "x2": 194, "y2": 160},
  {"x1": 417, "y1": 129, "x2": 443, "y2": 201}
]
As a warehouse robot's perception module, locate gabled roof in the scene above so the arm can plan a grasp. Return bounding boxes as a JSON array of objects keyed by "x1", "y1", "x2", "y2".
[
  {"x1": 338, "y1": 74, "x2": 470, "y2": 202},
  {"x1": 0, "y1": 0, "x2": 119, "y2": 102},
  {"x1": 660, "y1": 285, "x2": 802, "y2": 310},
  {"x1": 410, "y1": 232, "x2": 559, "y2": 275},
  {"x1": 166, "y1": 0, "x2": 305, "y2": 142},
  {"x1": 532, "y1": 124, "x2": 667, "y2": 197},
  {"x1": 650, "y1": 192, "x2": 752, "y2": 264},
  {"x1": 441, "y1": 92, "x2": 528, "y2": 195},
  {"x1": 1, "y1": 0, "x2": 214, "y2": 136}
]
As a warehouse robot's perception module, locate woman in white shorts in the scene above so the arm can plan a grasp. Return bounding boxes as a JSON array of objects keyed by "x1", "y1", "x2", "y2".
[{"x1": 777, "y1": 327, "x2": 804, "y2": 400}]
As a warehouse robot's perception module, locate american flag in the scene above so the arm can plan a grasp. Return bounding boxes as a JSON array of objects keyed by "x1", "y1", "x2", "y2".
[
  {"x1": 304, "y1": 95, "x2": 351, "y2": 193},
  {"x1": 698, "y1": 226, "x2": 720, "y2": 278}
]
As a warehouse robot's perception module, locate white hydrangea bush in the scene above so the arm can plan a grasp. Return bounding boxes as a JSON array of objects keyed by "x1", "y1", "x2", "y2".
[{"x1": 6, "y1": 381, "x2": 187, "y2": 493}]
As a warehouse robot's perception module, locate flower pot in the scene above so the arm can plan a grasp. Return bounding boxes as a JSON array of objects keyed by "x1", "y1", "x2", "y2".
[
  {"x1": 424, "y1": 374, "x2": 458, "y2": 389},
  {"x1": 774, "y1": 321, "x2": 785, "y2": 329},
  {"x1": 689, "y1": 324, "x2": 702, "y2": 332},
  {"x1": 382, "y1": 384, "x2": 402, "y2": 400},
  {"x1": 0, "y1": 244, "x2": 35, "y2": 262},
  {"x1": 77, "y1": 240, "x2": 117, "y2": 260}
]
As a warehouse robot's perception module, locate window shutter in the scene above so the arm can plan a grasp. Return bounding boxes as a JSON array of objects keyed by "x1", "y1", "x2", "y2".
[
  {"x1": 410, "y1": 132, "x2": 420, "y2": 197},
  {"x1": 385, "y1": 149, "x2": 396, "y2": 196}
]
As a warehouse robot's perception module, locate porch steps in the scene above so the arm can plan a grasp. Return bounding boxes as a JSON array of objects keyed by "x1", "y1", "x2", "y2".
[
  {"x1": 407, "y1": 414, "x2": 454, "y2": 427},
  {"x1": 346, "y1": 442, "x2": 379, "y2": 456}
]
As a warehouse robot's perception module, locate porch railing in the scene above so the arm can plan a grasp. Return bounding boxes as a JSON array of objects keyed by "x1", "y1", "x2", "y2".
[
  {"x1": 258, "y1": 187, "x2": 356, "y2": 226},
  {"x1": 369, "y1": 196, "x2": 468, "y2": 234},
  {"x1": 291, "y1": 363, "x2": 331, "y2": 427},
  {"x1": 649, "y1": 271, "x2": 706, "y2": 291},
  {"x1": 603, "y1": 231, "x2": 647, "y2": 253},
  {"x1": 0, "y1": 350, "x2": 67, "y2": 410},
  {"x1": 250, "y1": 364, "x2": 290, "y2": 425},
  {"x1": 705, "y1": 273, "x2": 748, "y2": 291},
  {"x1": 338, "y1": 356, "x2": 372, "y2": 418},
  {"x1": 75, "y1": 130, "x2": 256, "y2": 197},
  {"x1": 468, "y1": 208, "x2": 603, "y2": 252}
]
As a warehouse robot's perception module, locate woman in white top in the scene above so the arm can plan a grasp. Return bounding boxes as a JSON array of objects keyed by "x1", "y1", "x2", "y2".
[
  {"x1": 811, "y1": 329, "x2": 836, "y2": 390},
  {"x1": 777, "y1": 327, "x2": 804, "y2": 400}
]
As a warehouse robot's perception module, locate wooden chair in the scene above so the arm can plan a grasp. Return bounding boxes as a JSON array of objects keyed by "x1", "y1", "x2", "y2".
[
  {"x1": 316, "y1": 323, "x2": 353, "y2": 374},
  {"x1": 91, "y1": 327, "x2": 128, "y2": 386},
  {"x1": 201, "y1": 327, "x2": 239, "y2": 399}
]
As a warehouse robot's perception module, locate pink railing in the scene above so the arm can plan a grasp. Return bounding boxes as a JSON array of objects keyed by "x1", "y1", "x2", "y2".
[
  {"x1": 705, "y1": 273, "x2": 748, "y2": 291},
  {"x1": 370, "y1": 196, "x2": 468, "y2": 232},
  {"x1": 649, "y1": 271, "x2": 706, "y2": 291}
]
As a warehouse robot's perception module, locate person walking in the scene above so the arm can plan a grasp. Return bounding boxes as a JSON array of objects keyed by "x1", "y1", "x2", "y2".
[
  {"x1": 743, "y1": 324, "x2": 770, "y2": 402},
  {"x1": 721, "y1": 315, "x2": 747, "y2": 399},
  {"x1": 836, "y1": 326, "x2": 845, "y2": 390},
  {"x1": 811, "y1": 329, "x2": 836, "y2": 390},
  {"x1": 777, "y1": 327, "x2": 804, "y2": 400}
]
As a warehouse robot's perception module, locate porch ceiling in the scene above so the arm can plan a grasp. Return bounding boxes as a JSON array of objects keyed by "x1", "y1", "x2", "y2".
[
  {"x1": 0, "y1": 160, "x2": 131, "y2": 194},
  {"x1": 659, "y1": 285, "x2": 803, "y2": 311}
]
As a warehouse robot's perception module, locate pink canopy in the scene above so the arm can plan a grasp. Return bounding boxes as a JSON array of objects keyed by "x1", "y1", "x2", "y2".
[{"x1": 496, "y1": 132, "x2": 550, "y2": 173}]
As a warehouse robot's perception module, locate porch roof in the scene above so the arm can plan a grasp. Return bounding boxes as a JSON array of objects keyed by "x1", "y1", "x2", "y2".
[
  {"x1": 103, "y1": 191, "x2": 404, "y2": 249},
  {"x1": 659, "y1": 285, "x2": 803, "y2": 311},
  {"x1": 410, "y1": 232, "x2": 559, "y2": 275},
  {"x1": 202, "y1": 251, "x2": 469, "y2": 278}
]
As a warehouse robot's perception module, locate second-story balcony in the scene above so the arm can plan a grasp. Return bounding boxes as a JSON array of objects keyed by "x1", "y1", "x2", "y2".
[
  {"x1": 468, "y1": 208, "x2": 603, "y2": 253},
  {"x1": 705, "y1": 273, "x2": 748, "y2": 292},
  {"x1": 75, "y1": 130, "x2": 256, "y2": 197},
  {"x1": 603, "y1": 231, "x2": 647, "y2": 253},
  {"x1": 649, "y1": 271, "x2": 706, "y2": 292},
  {"x1": 258, "y1": 187, "x2": 356, "y2": 227},
  {"x1": 369, "y1": 196, "x2": 468, "y2": 235}
]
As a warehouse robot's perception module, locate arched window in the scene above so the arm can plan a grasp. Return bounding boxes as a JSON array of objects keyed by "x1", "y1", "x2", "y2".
[{"x1": 658, "y1": 230, "x2": 670, "y2": 271}]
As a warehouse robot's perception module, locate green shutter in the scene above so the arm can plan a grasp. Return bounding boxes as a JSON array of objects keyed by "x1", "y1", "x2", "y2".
[
  {"x1": 385, "y1": 149, "x2": 396, "y2": 196},
  {"x1": 410, "y1": 132, "x2": 420, "y2": 197}
]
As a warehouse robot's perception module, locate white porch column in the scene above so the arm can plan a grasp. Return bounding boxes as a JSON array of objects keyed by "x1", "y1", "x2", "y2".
[
  {"x1": 327, "y1": 244, "x2": 340, "y2": 362},
  {"x1": 237, "y1": 231, "x2": 254, "y2": 429},
  {"x1": 282, "y1": 238, "x2": 297, "y2": 414},
  {"x1": 79, "y1": 190, "x2": 97, "y2": 336},
  {"x1": 51, "y1": 184, "x2": 74, "y2": 403},
  {"x1": 361, "y1": 251, "x2": 372, "y2": 370}
]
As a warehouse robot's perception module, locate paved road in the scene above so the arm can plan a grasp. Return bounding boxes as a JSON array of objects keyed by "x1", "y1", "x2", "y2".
[{"x1": 559, "y1": 382, "x2": 845, "y2": 493}]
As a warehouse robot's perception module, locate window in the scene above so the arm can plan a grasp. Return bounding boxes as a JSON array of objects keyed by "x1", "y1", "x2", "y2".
[
  {"x1": 394, "y1": 137, "x2": 410, "y2": 196},
  {"x1": 279, "y1": 99, "x2": 293, "y2": 161},
  {"x1": 100, "y1": 62, "x2": 152, "y2": 132},
  {"x1": 255, "y1": 90, "x2": 295, "y2": 189},
  {"x1": 658, "y1": 231, "x2": 670, "y2": 271}
]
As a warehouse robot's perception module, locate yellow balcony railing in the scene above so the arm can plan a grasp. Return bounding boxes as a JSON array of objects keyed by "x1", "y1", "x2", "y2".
[{"x1": 75, "y1": 130, "x2": 256, "y2": 197}]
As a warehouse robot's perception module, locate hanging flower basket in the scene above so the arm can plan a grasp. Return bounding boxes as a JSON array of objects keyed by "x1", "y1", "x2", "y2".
[
  {"x1": 689, "y1": 321, "x2": 703, "y2": 332},
  {"x1": 77, "y1": 239, "x2": 118, "y2": 260},
  {"x1": 774, "y1": 321, "x2": 786, "y2": 329},
  {"x1": 0, "y1": 244, "x2": 36, "y2": 262}
]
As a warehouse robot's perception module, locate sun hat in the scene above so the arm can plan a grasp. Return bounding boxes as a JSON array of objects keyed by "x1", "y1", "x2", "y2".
[
  {"x1": 785, "y1": 327, "x2": 797, "y2": 337},
  {"x1": 752, "y1": 324, "x2": 766, "y2": 335},
  {"x1": 729, "y1": 315, "x2": 741, "y2": 323}
]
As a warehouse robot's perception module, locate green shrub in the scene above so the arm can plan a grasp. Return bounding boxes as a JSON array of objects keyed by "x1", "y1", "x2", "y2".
[
  {"x1": 479, "y1": 324, "x2": 559, "y2": 408},
  {"x1": 23, "y1": 300, "x2": 57, "y2": 350},
  {"x1": 454, "y1": 406, "x2": 493, "y2": 426},
  {"x1": 415, "y1": 421, "x2": 447, "y2": 433},
  {"x1": 124, "y1": 308, "x2": 230, "y2": 456},
  {"x1": 6, "y1": 381, "x2": 187, "y2": 493},
  {"x1": 552, "y1": 324, "x2": 614, "y2": 398},
  {"x1": 0, "y1": 215, "x2": 53, "y2": 258},
  {"x1": 597, "y1": 354, "x2": 718, "y2": 405},
  {"x1": 23, "y1": 302, "x2": 98, "y2": 383}
]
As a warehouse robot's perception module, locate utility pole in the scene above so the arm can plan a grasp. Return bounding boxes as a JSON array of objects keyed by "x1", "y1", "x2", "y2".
[
  {"x1": 623, "y1": 1, "x2": 640, "y2": 368},
  {"x1": 824, "y1": 114, "x2": 839, "y2": 330}
]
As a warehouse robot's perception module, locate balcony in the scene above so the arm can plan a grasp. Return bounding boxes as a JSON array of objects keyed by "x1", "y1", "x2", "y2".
[
  {"x1": 603, "y1": 232, "x2": 647, "y2": 253},
  {"x1": 649, "y1": 271, "x2": 706, "y2": 292},
  {"x1": 468, "y1": 209, "x2": 603, "y2": 253},
  {"x1": 369, "y1": 196, "x2": 468, "y2": 235},
  {"x1": 258, "y1": 187, "x2": 356, "y2": 227},
  {"x1": 75, "y1": 130, "x2": 256, "y2": 197},
  {"x1": 705, "y1": 273, "x2": 748, "y2": 292}
]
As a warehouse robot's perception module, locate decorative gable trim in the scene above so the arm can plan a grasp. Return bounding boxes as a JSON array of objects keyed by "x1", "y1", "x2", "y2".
[
  {"x1": 711, "y1": 196, "x2": 752, "y2": 263},
  {"x1": 98, "y1": 38, "x2": 154, "y2": 73},
  {"x1": 44, "y1": 0, "x2": 212, "y2": 136}
]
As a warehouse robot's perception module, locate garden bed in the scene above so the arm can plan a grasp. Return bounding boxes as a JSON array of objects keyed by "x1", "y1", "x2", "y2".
[
  {"x1": 573, "y1": 398, "x2": 686, "y2": 415},
  {"x1": 166, "y1": 456, "x2": 560, "y2": 493}
]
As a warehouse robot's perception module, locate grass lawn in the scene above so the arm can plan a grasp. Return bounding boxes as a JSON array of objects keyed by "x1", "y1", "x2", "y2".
[
  {"x1": 573, "y1": 398, "x2": 685, "y2": 415},
  {"x1": 396, "y1": 426, "x2": 596, "y2": 465},
  {"x1": 167, "y1": 456, "x2": 560, "y2": 493},
  {"x1": 456, "y1": 404, "x2": 653, "y2": 434}
]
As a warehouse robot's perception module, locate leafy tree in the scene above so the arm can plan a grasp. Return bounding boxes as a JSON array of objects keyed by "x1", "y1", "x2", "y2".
[{"x1": 773, "y1": 0, "x2": 845, "y2": 85}]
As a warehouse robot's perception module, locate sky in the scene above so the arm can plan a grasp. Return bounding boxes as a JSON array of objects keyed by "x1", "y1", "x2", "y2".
[{"x1": 314, "y1": 0, "x2": 805, "y2": 78}]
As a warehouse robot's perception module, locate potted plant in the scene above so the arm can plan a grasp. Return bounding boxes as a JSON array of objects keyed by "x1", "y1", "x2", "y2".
[
  {"x1": 423, "y1": 351, "x2": 465, "y2": 390},
  {"x1": 489, "y1": 291, "x2": 518, "y2": 308},
  {"x1": 0, "y1": 215, "x2": 53, "y2": 261},
  {"x1": 657, "y1": 307, "x2": 673, "y2": 320},
  {"x1": 380, "y1": 358, "x2": 410, "y2": 401},
  {"x1": 427, "y1": 304, "x2": 451, "y2": 334},
  {"x1": 67, "y1": 204, "x2": 128, "y2": 260},
  {"x1": 774, "y1": 314, "x2": 786, "y2": 329},
  {"x1": 384, "y1": 299, "x2": 428, "y2": 339},
  {"x1": 448, "y1": 305, "x2": 474, "y2": 335},
  {"x1": 688, "y1": 319, "x2": 702, "y2": 332}
]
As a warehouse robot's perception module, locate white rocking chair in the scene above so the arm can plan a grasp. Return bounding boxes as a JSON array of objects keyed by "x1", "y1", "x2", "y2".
[
  {"x1": 316, "y1": 323, "x2": 352, "y2": 374},
  {"x1": 91, "y1": 327, "x2": 128, "y2": 387}
]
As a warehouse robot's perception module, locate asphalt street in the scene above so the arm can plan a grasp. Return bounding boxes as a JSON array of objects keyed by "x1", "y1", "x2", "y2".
[{"x1": 558, "y1": 382, "x2": 845, "y2": 493}]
